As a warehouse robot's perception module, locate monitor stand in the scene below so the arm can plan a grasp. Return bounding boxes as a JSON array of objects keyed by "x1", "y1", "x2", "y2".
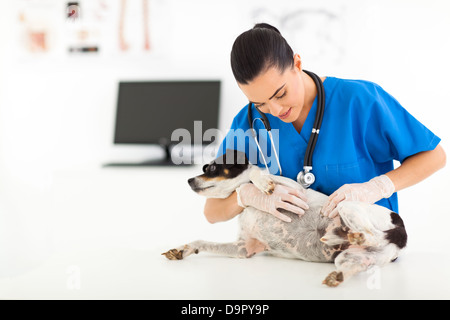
[{"x1": 103, "y1": 143, "x2": 195, "y2": 167}]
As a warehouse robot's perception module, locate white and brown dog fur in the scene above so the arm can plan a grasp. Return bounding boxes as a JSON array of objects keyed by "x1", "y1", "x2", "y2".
[{"x1": 162, "y1": 150, "x2": 407, "y2": 287}]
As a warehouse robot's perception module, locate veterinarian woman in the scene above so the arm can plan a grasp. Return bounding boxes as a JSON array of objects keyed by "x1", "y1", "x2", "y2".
[{"x1": 204, "y1": 23, "x2": 446, "y2": 223}]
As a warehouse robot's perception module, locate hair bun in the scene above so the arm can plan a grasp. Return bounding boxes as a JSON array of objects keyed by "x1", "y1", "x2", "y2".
[
  {"x1": 253, "y1": 23, "x2": 281, "y2": 35},
  {"x1": 231, "y1": 23, "x2": 292, "y2": 84}
]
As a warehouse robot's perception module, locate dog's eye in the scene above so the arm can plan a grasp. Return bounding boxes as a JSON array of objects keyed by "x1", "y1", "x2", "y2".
[
  {"x1": 202, "y1": 164, "x2": 208, "y2": 173},
  {"x1": 209, "y1": 164, "x2": 216, "y2": 172}
]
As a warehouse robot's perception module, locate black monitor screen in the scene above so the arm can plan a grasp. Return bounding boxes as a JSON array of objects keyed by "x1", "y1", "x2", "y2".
[{"x1": 114, "y1": 81, "x2": 221, "y2": 145}]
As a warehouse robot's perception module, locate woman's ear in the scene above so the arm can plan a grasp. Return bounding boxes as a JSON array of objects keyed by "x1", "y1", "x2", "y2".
[{"x1": 293, "y1": 53, "x2": 302, "y2": 72}]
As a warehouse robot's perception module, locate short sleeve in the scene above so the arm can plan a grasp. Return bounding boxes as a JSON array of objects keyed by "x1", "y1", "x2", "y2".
[
  {"x1": 216, "y1": 117, "x2": 242, "y2": 157},
  {"x1": 365, "y1": 84, "x2": 441, "y2": 164},
  {"x1": 216, "y1": 111, "x2": 255, "y2": 160},
  {"x1": 215, "y1": 105, "x2": 264, "y2": 166}
]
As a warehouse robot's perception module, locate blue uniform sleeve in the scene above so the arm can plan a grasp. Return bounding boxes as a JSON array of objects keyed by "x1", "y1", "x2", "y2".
[
  {"x1": 215, "y1": 104, "x2": 264, "y2": 166},
  {"x1": 216, "y1": 117, "x2": 241, "y2": 157},
  {"x1": 364, "y1": 84, "x2": 441, "y2": 164},
  {"x1": 216, "y1": 110, "x2": 253, "y2": 160}
]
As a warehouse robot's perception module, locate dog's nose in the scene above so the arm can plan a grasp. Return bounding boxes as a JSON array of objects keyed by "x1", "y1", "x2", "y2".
[{"x1": 187, "y1": 178, "x2": 195, "y2": 188}]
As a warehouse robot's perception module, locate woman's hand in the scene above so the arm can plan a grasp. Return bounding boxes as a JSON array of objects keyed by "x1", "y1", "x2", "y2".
[
  {"x1": 236, "y1": 183, "x2": 309, "y2": 222},
  {"x1": 321, "y1": 175, "x2": 395, "y2": 218}
]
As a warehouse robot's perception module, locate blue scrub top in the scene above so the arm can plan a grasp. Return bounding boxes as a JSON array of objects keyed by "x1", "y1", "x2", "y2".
[{"x1": 217, "y1": 76, "x2": 441, "y2": 213}]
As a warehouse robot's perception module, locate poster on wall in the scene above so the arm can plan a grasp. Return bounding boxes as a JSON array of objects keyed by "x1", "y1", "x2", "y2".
[
  {"x1": 16, "y1": 0, "x2": 60, "y2": 58},
  {"x1": 14, "y1": 0, "x2": 171, "y2": 61},
  {"x1": 250, "y1": 4, "x2": 347, "y2": 67},
  {"x1": 113, "y1": 0, "x2": 171, "y2": 58}
]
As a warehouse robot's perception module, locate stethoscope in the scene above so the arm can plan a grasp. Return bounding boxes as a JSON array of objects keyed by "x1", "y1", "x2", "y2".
[{"x1": 248, "y1": 70, "x2": 325, "y2": 189}]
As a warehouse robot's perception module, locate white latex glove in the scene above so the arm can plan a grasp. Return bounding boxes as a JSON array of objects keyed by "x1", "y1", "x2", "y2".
[
  {"x1": 236, "y1": 183, "x2": 309, "y2": 222},
  {"x1": 321, "y1": 175, "x2": 395, "y2": 218}
]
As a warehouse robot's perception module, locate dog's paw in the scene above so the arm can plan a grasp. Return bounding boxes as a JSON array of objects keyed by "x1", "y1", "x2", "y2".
[
  {"x1": 261, "y1": 179, "x2": 275, "y2": 195},
  {"x1": 348, "y1": 232, "x2": 366, "y2": 245},
  {"x1": 249, "y1": 167, "x2": 275, "y2": 195},
  {"x1": 322, "y1": 271, "x2": 344, "y2": 287},
  {"x1": 161, "y1": 248, "x2": 184, "y2": 260},
  {"x1": 253, "y1": 175, "x2": 275, "y2": 195},
  {"x1": 161, "y1": 245, "x2": 199, "y2": 260}
]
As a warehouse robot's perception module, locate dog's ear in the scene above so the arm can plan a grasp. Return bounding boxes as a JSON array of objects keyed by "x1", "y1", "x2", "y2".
[
  {"x1": 223, "y1": 149, "x2": 248, "y2": 168},
  {"x1": 235, "y1": 150, "x2": 249, "y2": 165},
  {"x1": 212, "y1": 149, "x2": 249, "y2": 168}
]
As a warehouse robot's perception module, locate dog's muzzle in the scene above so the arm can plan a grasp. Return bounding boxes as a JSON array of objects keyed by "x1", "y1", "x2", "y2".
[
  {"x1": 188, "y1": 177, "x2": 212, "y2": 193},
  {"x1": 187, "y1": 178, "x2": 196, "y2": 189}
]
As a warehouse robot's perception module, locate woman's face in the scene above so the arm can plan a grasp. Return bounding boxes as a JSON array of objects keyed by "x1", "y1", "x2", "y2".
[{"x1": 238, "y1": 54, "x2": 305, "y2": 123}]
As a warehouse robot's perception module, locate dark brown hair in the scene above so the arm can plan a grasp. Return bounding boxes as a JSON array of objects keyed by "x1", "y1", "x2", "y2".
[{"x1": 230, "y1": 23, "x2": 294, "y2": 84}]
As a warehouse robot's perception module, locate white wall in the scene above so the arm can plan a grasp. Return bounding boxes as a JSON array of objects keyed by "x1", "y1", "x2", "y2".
[
  {"x1": 1, "y1": 0, "x2": 449, "y2": 170},
  {"x1": 1, "y1": 0, "x2": 449, "y2": 174}
]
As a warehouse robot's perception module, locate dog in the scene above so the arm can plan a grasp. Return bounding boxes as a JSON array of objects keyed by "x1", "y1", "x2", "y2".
[{"x1": 162, "y1": 150, "x2": 407, "y2": 287}]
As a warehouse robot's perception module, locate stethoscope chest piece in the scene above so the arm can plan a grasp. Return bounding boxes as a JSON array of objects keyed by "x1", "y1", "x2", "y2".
[{"x1": 297, "y1": 169, "x2": 315, "y2": 189}]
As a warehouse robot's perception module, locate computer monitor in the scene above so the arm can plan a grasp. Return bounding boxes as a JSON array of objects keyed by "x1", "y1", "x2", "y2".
[{"x1": 107, "y1": 80, "x2": 221, "y2": 166}]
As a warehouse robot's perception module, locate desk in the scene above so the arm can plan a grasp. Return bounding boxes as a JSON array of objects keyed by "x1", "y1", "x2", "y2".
[{"x1": 0, "y1": 165, "x2": 449, "y2": 299}]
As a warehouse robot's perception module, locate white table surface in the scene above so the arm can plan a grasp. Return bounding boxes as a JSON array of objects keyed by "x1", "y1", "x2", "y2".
[{"x1": 0, "y1": 165, "x2": 449, "y2": 300}]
